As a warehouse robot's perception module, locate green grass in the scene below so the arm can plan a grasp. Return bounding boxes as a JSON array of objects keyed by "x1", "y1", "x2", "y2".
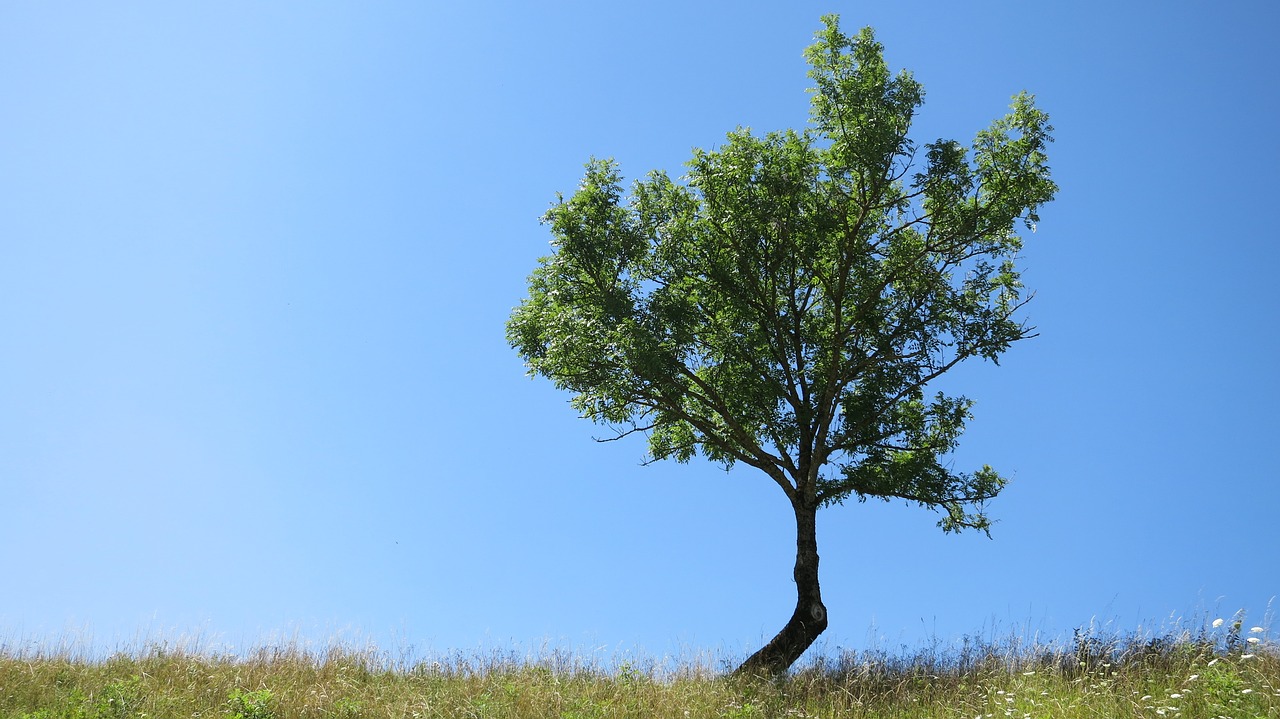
[{"x1": 1, "y1": 626, "x2": 1276, "y2": 718}]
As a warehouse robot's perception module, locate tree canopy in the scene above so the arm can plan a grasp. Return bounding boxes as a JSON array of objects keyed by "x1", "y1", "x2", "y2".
[{"x1": 508, "y1": 15, "x2": 1056, "y2": 675}]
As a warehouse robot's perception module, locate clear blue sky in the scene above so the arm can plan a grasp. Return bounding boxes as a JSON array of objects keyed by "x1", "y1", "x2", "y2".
[{"x1": 3, "y1": 1, "x2": 1277, "y2": 664}]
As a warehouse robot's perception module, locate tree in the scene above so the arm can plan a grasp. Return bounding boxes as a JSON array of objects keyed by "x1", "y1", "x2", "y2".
[{"x1": 507, "y1": 15, "x2": 1056, "y2": 677}]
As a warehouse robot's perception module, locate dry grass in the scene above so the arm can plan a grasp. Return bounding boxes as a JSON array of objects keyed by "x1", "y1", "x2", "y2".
[{"x1": 1, "y1": 623, "x2": 1277, "y2": 718}]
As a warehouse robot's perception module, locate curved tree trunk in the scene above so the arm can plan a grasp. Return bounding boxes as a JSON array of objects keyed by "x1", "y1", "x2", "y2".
[{"x1": 733, "y1": 502, "x2": 827, "y2": 677}]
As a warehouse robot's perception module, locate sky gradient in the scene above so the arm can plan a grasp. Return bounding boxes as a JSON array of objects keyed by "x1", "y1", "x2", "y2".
[{"x1": 2, "y1": 1, "x2": 1277, "y2": 664}]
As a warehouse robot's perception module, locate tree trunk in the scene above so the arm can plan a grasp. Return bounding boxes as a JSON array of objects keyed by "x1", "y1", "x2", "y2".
[{"x1": 733, "y1": 502, "x2": 828, "y2": 677}]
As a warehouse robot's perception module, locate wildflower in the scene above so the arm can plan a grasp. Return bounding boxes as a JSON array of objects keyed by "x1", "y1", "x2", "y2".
[
  {"x1": 1207, "y1": 658, "x2": 1219, "y2": 666},
  {"x1": 1241, "y1": 689, "x2": 1253, "y2": 695},
  {"x1": 1246, "y1": 637, "x2": 1260, "y2": 644},
  {"x1": 1213, "y1": 618, "x2": 1224, "y2": 628},
  {"x1": 1170, "y1": 693, "x2": 1182, "y2": 699},
  {"x1": 1021, "y1": 670, "x2": 1035, "y2": 676},
  {"x1": 1250, "y1": 626, "x2": 1264, "y2": 633},
  {"x1": 1141, "y1": 695, "x2": 1153, "y2": 701},
  {"x1": 1188, "y1": 674, "x2": 1198, "y2": 681},
  {"x1": 1241, "y1": 654, "x2": 1255, "y2": 659}
]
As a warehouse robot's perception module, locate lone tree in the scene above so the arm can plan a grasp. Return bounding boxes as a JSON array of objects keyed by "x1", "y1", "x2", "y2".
[{"x1": 507, "y1": 15, "x2": 1056, "y2": 677}]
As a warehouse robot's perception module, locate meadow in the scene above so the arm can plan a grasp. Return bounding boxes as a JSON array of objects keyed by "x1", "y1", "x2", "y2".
[{"x1": 1, "y1": 620, "x2": 1276, "y2": 718}]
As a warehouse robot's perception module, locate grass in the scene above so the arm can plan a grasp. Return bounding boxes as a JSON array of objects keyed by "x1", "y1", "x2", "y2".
[{"x1": 1, "y1": 622, "x2": 1276, "y2": 718}]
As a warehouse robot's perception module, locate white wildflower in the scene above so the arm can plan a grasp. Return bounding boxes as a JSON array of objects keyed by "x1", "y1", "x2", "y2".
[
  {"x1": 1246, "y1": 637, "x2": 1260, "y2": 644},
  {"x1": 1242, "y1": 688, "x2": 1253, "y2": 694},
  {"x1": 1250, "y1": 626, "x2": 1264, "y2": 633},
  {"x1": 1188, "y1": 674, "x2": 1198, "y2": 681},
  {"x1": 1141, "y1": 695, "x2": 1153, "y2": 701},
  {"x1": 1241, "y1": 653, "x2": 1256, "y2": 659},
  {"x1": 1212, "y1": 618, "x2": 1224, "y2": 628},
  {"x1": 1170, "y1": 693, "x2": 1182, "y2": 699}
]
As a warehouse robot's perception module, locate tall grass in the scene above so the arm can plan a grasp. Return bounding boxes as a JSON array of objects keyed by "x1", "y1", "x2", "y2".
[{"x1": 1, "y1": 621, "x2": 1276, "y2": 718}]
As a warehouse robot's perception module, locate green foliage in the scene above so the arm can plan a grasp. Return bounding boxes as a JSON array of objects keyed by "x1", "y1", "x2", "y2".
[
  {"x1": 224, "y1": 688, "x2": 275, "y2": 719},
  {"x1": 719, "y1": 701, "x2": 763, "y2": 718},
  {"x1": 332, "y1": 696, "x2": 365, "y2": 718},
  {"x1": 613, "y1": 661, "x2": 648, "y2": 686},
  {"x1": 1201, "y1": 661, "x2": 1246, "y2": 701},
  {"x1": 508, "y1": 14, "x2": 1056, "y2": 531},
  {"x1": 91, "y1": 676, "x2": 143, "y2": 719}
]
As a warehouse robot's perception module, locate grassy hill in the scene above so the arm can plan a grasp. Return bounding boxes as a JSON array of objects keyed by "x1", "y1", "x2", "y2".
[{"x1": 1, "y1": 626, "x2": 1276, "y2": 718}]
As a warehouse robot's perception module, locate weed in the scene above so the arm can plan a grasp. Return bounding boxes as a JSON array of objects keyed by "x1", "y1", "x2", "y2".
[
  {"x1": 95, "y1": 675, "x2": 143, "y2": 719},
  {"x1": 332, "y1": 696, "x2": 364, "y2": 718},
  {"x1": 225, "y1": 688, "x2": 275, "y2": 719}
]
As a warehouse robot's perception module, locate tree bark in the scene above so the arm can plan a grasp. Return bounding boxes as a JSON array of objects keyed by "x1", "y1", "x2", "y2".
[{"x1": 733, "y1": 502, "x2": 828, "y2": 677}]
